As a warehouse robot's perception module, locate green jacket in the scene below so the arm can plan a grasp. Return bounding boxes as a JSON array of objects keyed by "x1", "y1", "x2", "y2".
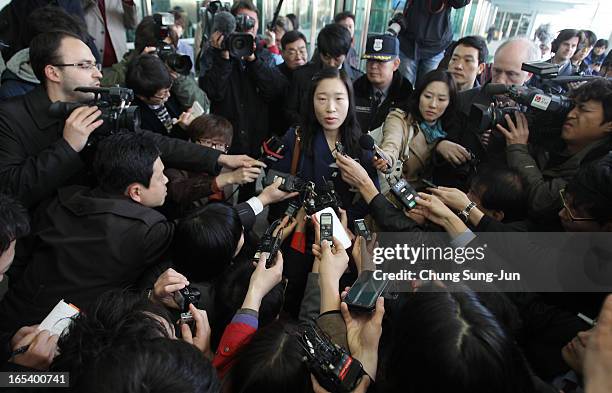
[
  {"x1": 506, "y1": 138, "x2": 611, "y2": 219},
  {"x1": 101, "y1": 52, "x2": 210, "y2": 112}
]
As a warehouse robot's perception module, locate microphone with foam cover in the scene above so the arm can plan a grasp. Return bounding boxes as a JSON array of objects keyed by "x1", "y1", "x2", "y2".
[
  {"x1": 359, "y1": 134, "x2": 390, "y2": 171},
  {"x1": 212, "y1": 11, "x2": 236, "y2": 36}
]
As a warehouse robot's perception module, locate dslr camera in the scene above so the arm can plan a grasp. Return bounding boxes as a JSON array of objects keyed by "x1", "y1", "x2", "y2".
[
  {"x1": 174, "y1": 285, "x2": 202, "y2": 330},
  {"x1": 153, "y1": 13, "x2": 193, "y2": 75},
  {"x1": 386, "y1": 12, "x2": 406, "y2": 36},
  {"x1": 48, "y1": 86, "x2": 140, "y2": 147}
]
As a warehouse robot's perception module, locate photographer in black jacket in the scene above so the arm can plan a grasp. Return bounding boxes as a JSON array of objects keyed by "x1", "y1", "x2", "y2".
[
  {"x1": 199, "y1": 0, "x2": 288, "y2": 158},
  {"x1": 0, "y1": 31, "x2": 258, "y2": 212}
]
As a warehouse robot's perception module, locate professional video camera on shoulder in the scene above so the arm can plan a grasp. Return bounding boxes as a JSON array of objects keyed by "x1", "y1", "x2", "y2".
[
  {"x1": 467, "y1": 61, "x2": 600, "y2": 144},
  {"x1": 153, "y1": 12, "x2": 193, "y2": 75},
  {"x1": 211, "y1": 11, "x2": 255, "y2": 58},
  {"x1": 49, "y1": 86, "x2": 140, "y2": 146}
]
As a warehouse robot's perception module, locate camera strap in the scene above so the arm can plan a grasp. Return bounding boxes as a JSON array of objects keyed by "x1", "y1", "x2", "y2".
[{"x1": 290, "y1": 127, "x2": 301, "y2": 176}]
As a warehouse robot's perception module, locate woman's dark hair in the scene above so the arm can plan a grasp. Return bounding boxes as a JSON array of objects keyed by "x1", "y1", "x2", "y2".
[
  {"x1": 565, "y1": 153, "x2": 612, "y2": 225},
  {"x1": 470, "y1": 168, "x2": 527, "y2": 222},
  {"x1": 316, "y1": 23, "x2": 351, "y2": 58},
  {"x1": 300, "y1": 67, "x2": 361, "y2": 157},
  {"x1": 225, "y1": 321, "x2": 310, "y2": 393},
  {"x1": 569, "y1": 77, "x2": 612, "y2": 124},
  {"x1": 187, "y1": 114, "x2": 234, "y2": 145},
  {"x1": 212, "y1": 260, "x2": 284, "y2": 348},
  {"x1": 578, "y1": 30, "x2": 597, "y2": 49},
  {"x1": 286, "y1": 13, "x2": 299, "y2": 31},
  {"x1": 408, "y1": 69, "x2": 458, "y2": 129},
  {"x1": 0, "y1": 194, "x2": 29, "y2": 254},
  {"x1": 29, "y1": 30, "x2": 83, "y2": 85},
  {"x1": 73, "y1": 338, "x2": 221, "y2": 393},
  {"x1": 381, "y1": 284, "x2": 536, "y2": 393},
  {"x1": 51, "y1": 290, "x2": 174, "y2": 381},
  {"x1": 126, "y1": 54, "x2": 173, "y2": 98},
  {"x1": 172, "y1": 203, "x2": 243, "y2": 282},
  {"x1": 93, "y1": 132, "x2": 161, "y2": 194},
  {"x1": 594, "y1": 39, "x2": 609, "y2": 50}
]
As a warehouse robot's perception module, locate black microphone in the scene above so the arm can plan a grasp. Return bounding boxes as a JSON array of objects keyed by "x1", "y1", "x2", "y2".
[
  {"x1": 359, "y1": 134, "x2": 390, "y2": 170},
  {"x1": 212, "y1": 11, "x2": 236, "y2": 36}
]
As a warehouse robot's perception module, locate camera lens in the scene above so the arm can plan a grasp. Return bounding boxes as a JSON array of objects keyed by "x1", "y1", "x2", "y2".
[{"x1": 234, "y1": 38, "x2": 245, "y2": 50}]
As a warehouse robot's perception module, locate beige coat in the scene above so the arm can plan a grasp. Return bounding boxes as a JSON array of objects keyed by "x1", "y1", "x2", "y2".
[
  {"x1": 82, "y1": 0, "x2": 139, "y2": 63},
  {"x1": 378, "y1": 108, "x2": 437, "y2": 189}
]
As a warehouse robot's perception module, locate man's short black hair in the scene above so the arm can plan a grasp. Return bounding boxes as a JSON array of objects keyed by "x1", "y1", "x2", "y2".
[
  {"x1": 334, "y1": 11, "x2": 355, "y2": 24},
  {"x1": 29, "y1": 30, "x2": 83, "y2": 85},
  {"x1": 470, "y1": 168, "x2": 527, "y2": 221},
  {"x1": 231, "y1": 0, "x2": 259, "y2": 18},
  {"x1": 317, "y1": 23, "x2": 351, "y2": 58},
  {"x1": 93, "y1": 132, "x2": 161, "y2": 195},
  {"x1": 453, "y1": 35, "x2": 489, "y2": 64},
  {"x1": 281, "y1": 30, "x2": 307, "y2": 51},
  {"x1": 134, "y1": 16, "x2": 164, "y2": 54},
  {"x1": 0, "y1": 194, "x2": 29, "y2": 254},
  {"x1": 565, "y1": 153, "x2": 612, "y2": 224},
  {"x1": 172, "y1": 203, "x2": 243, "y2": 282},
  {"x1": 569, "y1": 78, "x2": 612, "y2": 124},
  {"x1": 125, "y1": 54, "x2": 172, "y2": 98},
  {"x1": 25, "y1": 6, "x2": 89, "y2": 47}
]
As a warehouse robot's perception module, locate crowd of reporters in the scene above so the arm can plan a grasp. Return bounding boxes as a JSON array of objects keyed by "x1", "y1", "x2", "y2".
[{"x1": 0, "y1": 0, "x2": 612, "y2": 392}]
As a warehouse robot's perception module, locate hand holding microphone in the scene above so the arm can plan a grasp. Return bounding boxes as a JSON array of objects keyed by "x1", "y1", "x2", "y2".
[{"x1": 359, "y1": 134, "x2": 392, "y2": 173}]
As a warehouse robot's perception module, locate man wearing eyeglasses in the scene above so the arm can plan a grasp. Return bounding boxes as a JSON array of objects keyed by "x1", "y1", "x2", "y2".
[
  {"x1": 0, "y1": 30, "x2": 263, "y2": 218},
  {"x1": 497, "y1": 78, "x2": 612, "y2": 228},
  {"x1": 268, "y1": 30, "x2": 308, "y2": 136}
]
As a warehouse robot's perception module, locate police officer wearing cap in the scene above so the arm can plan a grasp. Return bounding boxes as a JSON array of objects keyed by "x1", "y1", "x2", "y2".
[{"x1": 354, "y1": 34, "x2": 413, "y2": 133}]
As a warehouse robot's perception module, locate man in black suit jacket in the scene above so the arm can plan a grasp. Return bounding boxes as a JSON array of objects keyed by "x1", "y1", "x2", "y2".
[{"x1": 0, "y1": 132, "x2": 195, "y2": 333}]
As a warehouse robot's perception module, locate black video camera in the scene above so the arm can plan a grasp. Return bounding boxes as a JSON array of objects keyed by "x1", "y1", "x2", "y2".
[
  {"x1": 48, "y1": 86, "x2": 140, "y2": 147},
  {"x1": 153, "y1": 13, "x2": 193, "y2": 75},
  {"x1": 297, "y1": 323, "x2": 366, "y2": 393},
  {"x1": 253, "y1": 219, "x2": 283, "y2": 267},
  {"x1": 468, "y1": 62, "x2": 575, "y2": 144}
]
